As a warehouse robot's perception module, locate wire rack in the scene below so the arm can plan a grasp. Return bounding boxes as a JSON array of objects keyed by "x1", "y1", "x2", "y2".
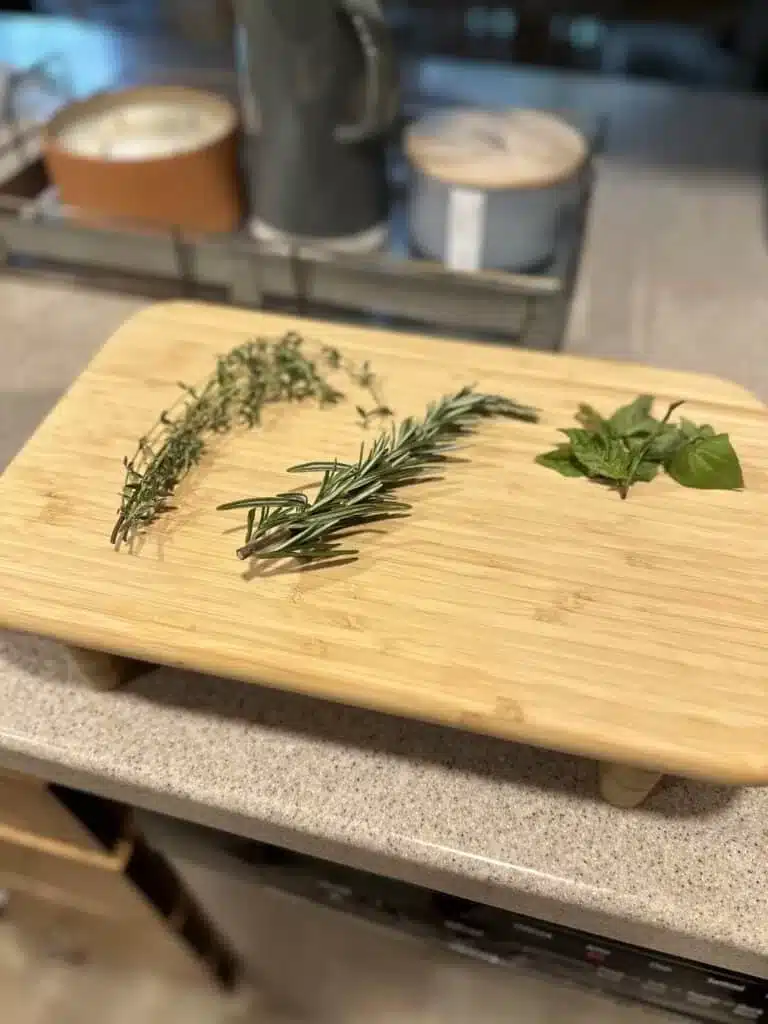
[{"x1": 0, "y1": 45, "x2": 598, "y2": 351}]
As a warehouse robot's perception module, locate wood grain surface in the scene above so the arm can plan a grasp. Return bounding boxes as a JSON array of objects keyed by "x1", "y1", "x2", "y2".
[
  {"x1": 406, "y1": 109, "x2": 587, "y2": 189},
  {"x1": 0, "y1": 301, "x2": 767, "y2": 783}
]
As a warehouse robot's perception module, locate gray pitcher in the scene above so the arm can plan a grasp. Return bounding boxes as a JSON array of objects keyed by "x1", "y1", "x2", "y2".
[{"x1": 234, "y1": 0, "x2": 398, "y2": 251}]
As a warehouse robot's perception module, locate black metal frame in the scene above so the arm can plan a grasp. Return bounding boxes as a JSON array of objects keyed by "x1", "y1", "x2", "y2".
[{"x1": 0, "y1": 57, "x2": 596, "y2": 351}]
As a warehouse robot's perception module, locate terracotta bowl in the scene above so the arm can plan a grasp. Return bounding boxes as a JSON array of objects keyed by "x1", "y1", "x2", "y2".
[{"x1": 43, "y1": 85, "x2": 244, "y2": 234}]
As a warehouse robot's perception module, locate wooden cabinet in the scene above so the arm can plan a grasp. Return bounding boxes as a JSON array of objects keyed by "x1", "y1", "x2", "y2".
[
  {"x1": 0, "y1": 768, "x2": 123, "y2": 859},
  {"x1": 3, "y1": 888, "x2": 214, "y2": 982},
  {"x1": 0, "y1": 768, "x2": 239, "y2": 986}
]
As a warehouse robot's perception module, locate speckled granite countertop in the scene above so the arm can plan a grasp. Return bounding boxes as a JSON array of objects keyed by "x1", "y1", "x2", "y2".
[{"x1": 1, "y1": 64, "x2": 768, "y2": 976}]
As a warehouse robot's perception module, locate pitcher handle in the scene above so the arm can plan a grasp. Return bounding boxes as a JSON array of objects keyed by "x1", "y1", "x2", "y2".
[{"x1": 335, "y1": 0, "x2": 397, "y2": 143}]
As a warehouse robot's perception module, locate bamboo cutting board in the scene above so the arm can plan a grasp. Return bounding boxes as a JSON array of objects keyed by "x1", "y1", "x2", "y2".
[{"x1": 1, "y1": 301, "x2": 767, "y2": 784}]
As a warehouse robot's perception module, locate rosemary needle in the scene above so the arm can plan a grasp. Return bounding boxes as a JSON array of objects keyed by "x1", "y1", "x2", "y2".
[{"x1": 219, "y1": 386, "x2": 538, "y2": 563}]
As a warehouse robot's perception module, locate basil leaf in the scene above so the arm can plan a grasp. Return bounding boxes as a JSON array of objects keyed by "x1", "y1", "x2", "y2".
[
  {"x1": 608, "y1": 395, "x2": 656, "y2": 437},
  {"x1": 666, "y1": 434, "x2": 744, "y2": 490},
  {"x1": 560, "y1": 429, "x2": 612, "y2": 477},
  {"x1": 595, "y1": 436, "x2": 634, "y2": 481},
  {"x1": 560, "y1": 429, "x2": 632, "y2": 482},
  {"x1": 535, "y1": 445, "x2": 587, "y2": 478},
  {"x1": 679, "y1": 418, "x2": 715, "y2": 442},
  {"x1": 646, "y1": 424, "x2": 686, "y2": 461},
  {"x1": 626, "y1": 428, "x2": 680, "y2": 461},
  {"x1": 624, "y1": 419, "x2": 661, "y2": 439},
  {"x1": 559, "y1": 427, "x2": 598, "y2": 461},
  {"x1": 575, "y1": 403, "x2": 607, "y2": 435},
  {"x1": 631, "y1": 459, "x2": 660, "y2": 483}
]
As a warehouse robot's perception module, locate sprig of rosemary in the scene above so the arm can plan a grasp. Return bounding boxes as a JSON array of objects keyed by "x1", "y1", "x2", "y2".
[
  {"x1": 218, "y1": 386, "x2": 539, "y2": 563},
  {"x1": 111, "y1": 333, "x2": 345, "y2": 547}
]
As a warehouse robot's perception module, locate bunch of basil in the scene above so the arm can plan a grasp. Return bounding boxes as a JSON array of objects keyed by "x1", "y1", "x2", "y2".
[{"x1": 536, "y1": 395, "x2": 743, "y2": 499}]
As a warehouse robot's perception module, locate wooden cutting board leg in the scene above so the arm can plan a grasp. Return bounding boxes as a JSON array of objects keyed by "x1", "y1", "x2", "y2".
[
  {"x1": 598, "y1": 763, "x2": 664, "y2": 808},
  {"x1": 64, "y1": 646, "x2": 146, "y2": 691}
]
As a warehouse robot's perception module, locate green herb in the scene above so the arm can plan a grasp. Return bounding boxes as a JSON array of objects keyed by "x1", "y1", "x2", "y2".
[
  {"x1": 561, "y1": 427, "x2": 633, "y2": 481},
  {"x1": 679, "y1": 417, "x2": 715, "y2": 441},
  {"x1": 533, "y1": 444, "x2": 585, "y2": 478},
  {"x1": 355, "y1": 403, "x2": 394, "y2": 428},
  {"x1": 574, "y1": 401, "x2": 606, "y2": 434},
  {"x1": 536, "y1": 396, "x2": 744, "y2": 498},
  {"x1": 111, "y1": 333, "x2": 346, "y2": 547},
  {"x1": 607, "y1": 394, "x2": 658, "y2": 437},
  {"x1": 615, "y1": 400, "x2": 683, "y2": 498},
  {"x1": 666, "y1": 433, "x2": 744, "y2": 490},
  {"x1": 219, "y1": 386, "x2": 538, "y2": 564},
  {"x1": 323, "y1": 346, "x2": 393, "y2": 426},
  {"x1": 575, "y1": 394, "x2": 656, "y2": 438}
]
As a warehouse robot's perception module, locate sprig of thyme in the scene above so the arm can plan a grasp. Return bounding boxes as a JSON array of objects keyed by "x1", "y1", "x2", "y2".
[
  {"x1": 218, "y1": 386, "x2": 539, "y2": 564},
  {"x1": 111, "y1": 333, "x2": 345, "y2": 547},
  {"x1": 321, "y1": 345, "x2": 392, "y2": 426}
]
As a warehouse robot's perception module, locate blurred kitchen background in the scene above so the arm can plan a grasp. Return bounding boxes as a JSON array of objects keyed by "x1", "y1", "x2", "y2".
[
  {"x1": 2, "y1": 0, "x2": 768, "y2": 359},
  {"x1": 13, "y1": 0, "x2": 768, "y2": 92},
  {"x1": 2, "y1": 3, "x2": 768, "y2": 1024}
]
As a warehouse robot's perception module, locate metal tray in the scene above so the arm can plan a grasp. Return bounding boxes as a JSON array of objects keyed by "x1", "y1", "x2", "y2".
[{"x1": 0, "y1": 60, "x2": 600, "y2": 351}]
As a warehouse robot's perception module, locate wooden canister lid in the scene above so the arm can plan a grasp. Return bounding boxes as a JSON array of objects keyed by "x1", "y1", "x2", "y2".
[{"x1": 406, "y1": 108, "x2": 588, "y2": 190}]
